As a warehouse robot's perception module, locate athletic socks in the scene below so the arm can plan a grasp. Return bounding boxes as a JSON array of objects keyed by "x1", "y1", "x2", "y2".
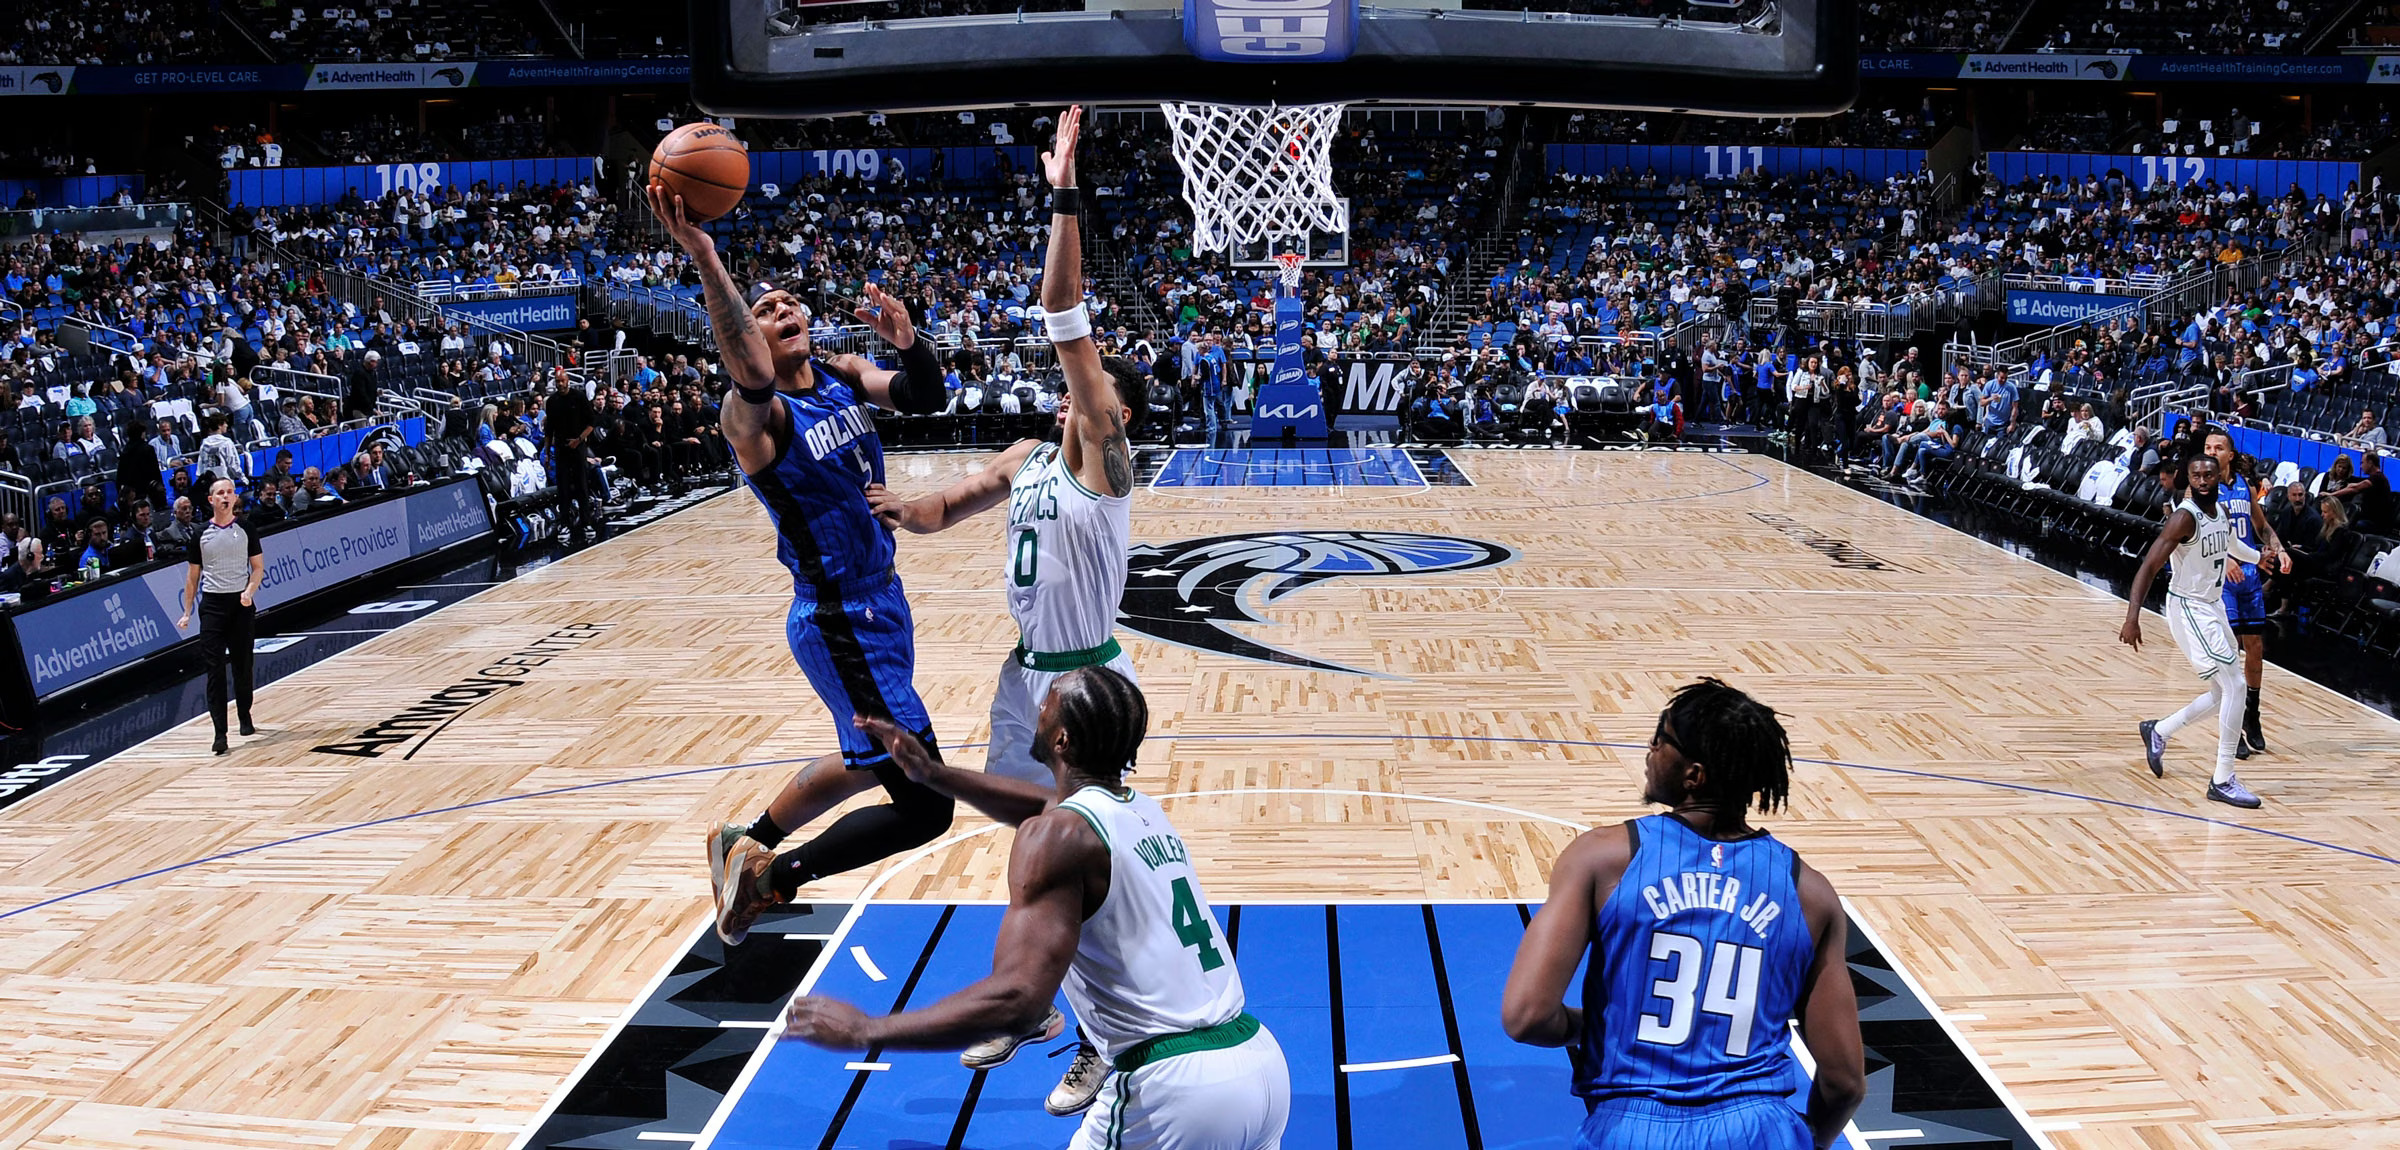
[
  {"x1": 2244, "y1": 687, "x2": 2263, "y2": 742},
  {"x1": 2157, "y1": 688, "x2": 2215, "y2": 739},
  {"x1": 747, "y1": 810, "x2": 790, "y2": 850}
]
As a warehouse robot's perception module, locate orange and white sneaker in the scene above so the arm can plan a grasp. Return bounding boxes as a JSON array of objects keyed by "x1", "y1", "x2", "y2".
[
  {"x1": 705, "y1": 821, "x2": 748, "y2": 920},
  {"x1": 714, "y1": 837, "x2": 777, "y2": 946}
]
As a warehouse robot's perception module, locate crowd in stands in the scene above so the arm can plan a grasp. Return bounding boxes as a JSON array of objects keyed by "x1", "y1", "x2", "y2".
[
  {"x1": 1859, "y1": 0, "x2": 2002, "y2": 52},
  {"x1": 2, "y1": 0, "x2": 228, "y2": 65},
  {"x1": 240, "y1": 178, "x2": 607, "y2": 292},
  {"x1": 1971, "y1": 171, "x2": 2326, "y2": 285},
  {"x1": 2012, "y1": 98, "x2": 2400, "y2": 161},
  {"x1": 1516, "y1": 163, "x2": 1965, "y2": 327},
  {"x1": 235, "y1": 0, "x2": 540, "y2": 61},
  {"x1": 2039, "y1": 0, "x2": 2318, "y2": 55},
  {"x1": 0, "y1": 210, "x2": 595, "y2": 600},
  {"x1": 1957, "y1": 175, "x2": 2400, "y2": 451}
]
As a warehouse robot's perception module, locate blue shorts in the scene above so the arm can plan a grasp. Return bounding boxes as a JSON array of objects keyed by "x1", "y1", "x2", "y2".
[
  {"x1": 1574, "y1": 1097, "x2": 1809, "y2": 1150},
  {"x1": 2222, "y1": 563, "x2": 2269, "y2": 633},
  {"x1": 786, "y1": 576, "x2": 934, "y2": 769}
]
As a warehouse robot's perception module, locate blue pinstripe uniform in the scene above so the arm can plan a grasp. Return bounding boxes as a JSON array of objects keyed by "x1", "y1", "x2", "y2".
[
  {"x1": 2217, "y1": 473, "x2": 2268, "y2": 632},
  {"x1": 1571, "y1": 814, "x2": 1814, "y2": 1149},
  {"x1": 741, "y1": 364, "x2": 933, "y2": 769}
]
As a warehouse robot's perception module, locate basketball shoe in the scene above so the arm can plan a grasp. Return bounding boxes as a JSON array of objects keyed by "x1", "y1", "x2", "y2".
[
  {"x1": 714, "y1": 837, "x2": 777, "y2": 946},
  {"x1": 2139, "y1": 719, "x2": 2164, "y2": 778},
  {"x1": 961, "y1": 1007, "x2": 1064, "y2": 1070},
  {"x1": 1047, "y1": 1040, "x2": 1109, "y2": 1116},
  {"x1": 2207, "y1": 777, "x2": 2262, "y2": 809}
]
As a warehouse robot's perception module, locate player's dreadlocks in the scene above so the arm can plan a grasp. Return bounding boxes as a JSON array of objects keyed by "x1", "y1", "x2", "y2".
[
  {"x1": 1052, "y1": 665, "x2": 1150, "y2": 782},
  {"x1": 1663, "y1": 677, "x2": 1793, "y2": 816}
]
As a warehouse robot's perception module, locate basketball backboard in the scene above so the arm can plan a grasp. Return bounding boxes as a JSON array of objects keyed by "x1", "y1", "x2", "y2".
[{"x1": 693, "y1": 0, "x2": 1855, "y2": 119}]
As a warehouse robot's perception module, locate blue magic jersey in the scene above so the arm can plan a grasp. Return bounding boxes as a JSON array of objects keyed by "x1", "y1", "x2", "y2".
[
  {"x1": 2219, "y1": 473, "x2": 2255, "y2": 548},
  {"x1": 741, "y1": 365, "x2": 893, "y2": 597},
  {"x1": 1574, "y1": 814, "x2": 1813, "y2": 1107}
]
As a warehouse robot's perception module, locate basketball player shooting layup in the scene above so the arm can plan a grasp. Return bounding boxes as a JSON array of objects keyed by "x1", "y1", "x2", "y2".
[
  {"x1": 864, "y1": 104, "x2": 1146, "y2": 1115},
  {"x1": 786, "y1": 669, "x2": 1293, "y2": 1150},
  {"x1": 2123, "y1": 452, "x2": 2266, "y2": 809},
  {"x1": 642, "y1": 181, "x2": 959, "y2": 947},
  {"x1": 1501, "y1": 679, "x2": 1864, "y2": 1150}
]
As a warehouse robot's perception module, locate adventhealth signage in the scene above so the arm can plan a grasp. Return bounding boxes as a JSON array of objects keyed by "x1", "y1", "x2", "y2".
[
  {"x1": 6, "y1": 478, "x2": 492, "y2": 699},
  {"x1": 440, "y1": 293, "x2": 579, "y2": 332},
  {"x1": 2006, "y1": 289, "x2": 2143, "y2": 326}
]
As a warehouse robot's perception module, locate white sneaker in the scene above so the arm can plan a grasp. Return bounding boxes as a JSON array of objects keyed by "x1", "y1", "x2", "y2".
[
  {"x1": 1046, "y1": 1041, "x2": 1109, "y2": 1116},
  {"x1": 961, "y1": 1007, "x2": 1064, "y2": 1070}
]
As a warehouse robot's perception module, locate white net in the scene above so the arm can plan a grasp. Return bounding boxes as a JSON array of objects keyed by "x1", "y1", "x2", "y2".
[
  {"x1": 1159, "y1": 101, "x2": 1348, "y2": 257},
  {"x1": 1273, "y1": 252, "x2": 1306, "y2": 293}
]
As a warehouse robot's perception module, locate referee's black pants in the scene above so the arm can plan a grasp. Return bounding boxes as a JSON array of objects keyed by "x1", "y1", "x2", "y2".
[{"x1": 199, "y1": 591, "x2": 255, "y2": 736}]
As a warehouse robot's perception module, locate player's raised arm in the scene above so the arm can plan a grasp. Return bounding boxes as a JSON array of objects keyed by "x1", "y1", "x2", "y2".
[
  {"x1": 1040, "y1": 107, "x2": 1134, "y2": 498},
  {"x1": 837, "y1": 283, "x2": 949, "y2": 416},
  {"x1": 866, "y1": 439, "x2": 1041, "y2": 535},
  {"x1": 646, "y1": 184, "x2": 783, "y2": 470},
  {"x1": 650, "y1": 185, "x2": 772, "y2": 390}
]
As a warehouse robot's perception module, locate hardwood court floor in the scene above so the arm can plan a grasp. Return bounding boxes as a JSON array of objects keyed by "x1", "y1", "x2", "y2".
[{"x1": 2, "y1": 448, "x2": 2398, "y2": 1149}]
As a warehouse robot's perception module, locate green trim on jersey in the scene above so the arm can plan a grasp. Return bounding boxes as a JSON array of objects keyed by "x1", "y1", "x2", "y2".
[
  {"x1": 1010, "y1": 441, "x2": 1054, "y2": 485},
  {"x1": 1011, "y1": 635, "x2": 1123, "y2": 672},
  {"x1": 1059, "y1": 446, "x2": 1113, "y2": 501},
  {"x1": 1058, "y1": 798, "x2": 1111, "y2": 850},
  {"x1": 1112, "y1": 1012, "x2": 1262, "y2": 1073}
]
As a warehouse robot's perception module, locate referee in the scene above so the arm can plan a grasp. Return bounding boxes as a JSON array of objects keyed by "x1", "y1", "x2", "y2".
[{"x1": 178, "y1": 477, "x2": 265, "y2": 755}]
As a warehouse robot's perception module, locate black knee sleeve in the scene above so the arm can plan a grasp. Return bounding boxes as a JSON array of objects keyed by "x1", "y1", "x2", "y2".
[{"x1": 875, "y1": 765, "x2": 956, "y2": 850}]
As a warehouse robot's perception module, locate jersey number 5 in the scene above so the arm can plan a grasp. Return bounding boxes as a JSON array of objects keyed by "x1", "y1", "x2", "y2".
[
  {"x1": 1637, "y1": 932, "x2": 1764, "y2": 1057},
  {"x1": 1169, "y1": 876, "x2": 1225, "y2": 972}
]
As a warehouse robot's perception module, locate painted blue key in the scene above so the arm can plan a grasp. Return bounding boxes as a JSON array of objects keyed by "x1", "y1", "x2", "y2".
[
  {"x1": 1432, "y1": 903, "x2": 1588, "y2": 1150},
  {"x1": 1231, "y1": 905, "x2": 1338, "y2": 1149},
  {"x1": 834, "y1": 904, "x2": 1011, "y2": 1148},
  {"x1": 712, "y1": 904, "x2": 949, "y2": 1150},
  {"x1": 1335, "y1": 904, "x2": 1469, "y2": 1148}
]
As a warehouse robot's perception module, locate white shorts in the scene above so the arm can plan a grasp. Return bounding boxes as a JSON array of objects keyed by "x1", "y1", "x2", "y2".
[
  {"x1": 1070, "y1": 1027, "x2": 1291, "y2": 1150},
  {"x1": 2164, "y1": 592, "x2": 2239, "y2": 682},
  {"x1": 986, "y1": 650, "x2": 1141, "y2": 785}
]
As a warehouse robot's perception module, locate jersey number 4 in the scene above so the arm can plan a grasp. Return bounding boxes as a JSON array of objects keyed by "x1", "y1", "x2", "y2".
[
  {"x1": 1169, "y1": 876, "x2": 1225, "y2": 972},
  {"x1": 1637, "y1": 932, "x2": 1764, "y2": 1057}
]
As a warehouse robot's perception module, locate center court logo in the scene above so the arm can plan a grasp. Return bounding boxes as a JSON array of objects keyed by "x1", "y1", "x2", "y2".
[{"x1": 1117, "y1": 531, "x2": 1515, "y2": 674}]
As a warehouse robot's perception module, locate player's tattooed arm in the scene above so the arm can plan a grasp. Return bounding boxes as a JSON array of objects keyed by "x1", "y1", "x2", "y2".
[
  {"x1": 1101, "y1": 406, "x2": 1133, "y2": 497},
  {"x1": 647, "y1": 182, "x2": 773, "y2": 392}
]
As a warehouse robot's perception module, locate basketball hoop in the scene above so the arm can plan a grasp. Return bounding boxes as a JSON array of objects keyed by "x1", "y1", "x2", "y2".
[
  {"x1": 1160, "y1": 101, "x2": 1348, "y2": 257},
  {"x1": 1272, "y1": 252, "x2": 1307, "y2": 294}
]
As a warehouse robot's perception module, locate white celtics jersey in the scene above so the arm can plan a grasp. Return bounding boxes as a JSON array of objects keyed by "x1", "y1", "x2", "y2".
[
  {"x1": 2167, "y1": 496, "x2": 2236, "y2": 600},
  {"x1": 1005, "y1": 441, "x2": 1131, "y2": 654},
  {"x1": 1053, "y1": 785, "x2": 1246, "y2": 1062}
]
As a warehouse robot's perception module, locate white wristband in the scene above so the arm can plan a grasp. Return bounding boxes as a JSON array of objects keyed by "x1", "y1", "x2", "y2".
[{"x1": 1043, "y1": 302, "x2": 1093, "y2": 344}]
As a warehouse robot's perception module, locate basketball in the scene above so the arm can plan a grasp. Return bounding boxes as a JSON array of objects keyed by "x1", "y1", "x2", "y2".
[{"x1": 650, "y1": 122, "x2": 749, "y2": 222}]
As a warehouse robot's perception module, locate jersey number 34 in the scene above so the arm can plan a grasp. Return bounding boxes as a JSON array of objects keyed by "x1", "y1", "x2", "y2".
[{"x1": 1638, "y1": 931, "x2": 1765, "y2": 1057}]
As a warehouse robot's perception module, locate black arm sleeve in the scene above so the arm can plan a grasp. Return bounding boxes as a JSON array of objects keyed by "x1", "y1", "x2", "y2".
[{"x1": 881, "y1": 338, "x2": 947, "y2": 416}]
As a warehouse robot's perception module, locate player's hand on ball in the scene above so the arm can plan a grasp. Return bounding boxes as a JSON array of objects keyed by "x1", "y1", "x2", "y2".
[
  {"x1": 643, "y1": 181, "x2": 711, "y2": 255},
  {"x1": 853, "y1": 283, "x2": 915, "y2": 349},
  {"x1": 854, "y1": 715, "x2": 939, "y2": 784},
  {"x1": 781, "y1": 996, "x2": 873, "y2": 1048},
  {"x1": 2118, "y1": 617, "x2": 2142, "y2": 650}
]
